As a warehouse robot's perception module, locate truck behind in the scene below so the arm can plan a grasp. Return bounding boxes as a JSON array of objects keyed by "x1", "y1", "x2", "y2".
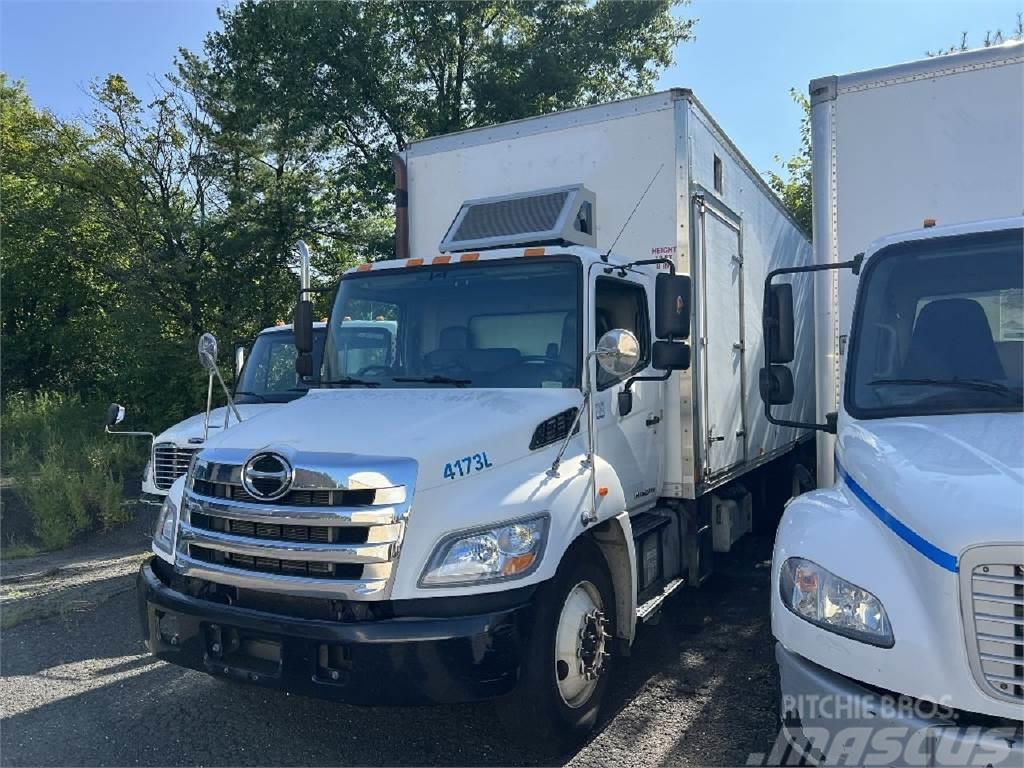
[{"x1": 759, "y1": 42, "x2": 1024, "y2": 765}]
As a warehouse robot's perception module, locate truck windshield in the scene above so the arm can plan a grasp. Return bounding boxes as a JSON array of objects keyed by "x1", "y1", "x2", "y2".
[
  {"x1": 846, "y1": 228, "x2": 1023, "y2": 419},
  {"x1": 323, "y1": 258, "x2": 581, "y2": 389},
  {"x1": 235, "y1": 328, "x2": 326, "y2": 404}
]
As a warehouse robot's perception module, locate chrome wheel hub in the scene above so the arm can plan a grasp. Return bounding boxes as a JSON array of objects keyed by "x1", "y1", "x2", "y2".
[{"x1": 554, "y1": 580, "x2": 609, "y2": 708}]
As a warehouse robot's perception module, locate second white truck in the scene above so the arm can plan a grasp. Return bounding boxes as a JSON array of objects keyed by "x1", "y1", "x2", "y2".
[{"x1": 760, "y1": 43, "x2": 1023, "y2": 765}]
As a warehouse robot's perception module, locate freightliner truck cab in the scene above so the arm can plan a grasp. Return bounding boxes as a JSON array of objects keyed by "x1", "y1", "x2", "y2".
[{"x1": 760, "y1": 218, "x2": 1024, "y2": 765}]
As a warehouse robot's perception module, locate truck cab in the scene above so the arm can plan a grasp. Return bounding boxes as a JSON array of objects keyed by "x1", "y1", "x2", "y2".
[
  {"x1": 763, "y1": 217, "x2": 1024, "y2": 764},
  {"x1": 109, "y1": 323, "x2": 329, "y2": 501}
]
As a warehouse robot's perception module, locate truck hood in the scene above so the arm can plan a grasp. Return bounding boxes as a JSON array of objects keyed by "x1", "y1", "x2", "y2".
[
  {"x1": 838, "y1": 412, "x2": 1024, "y2": 563},
  {"x1": 155, "y1": 404, "x2": 275, "y2": 446},
  {"x1": 202, "y1": 388, "x2": 584, "y2": 493}
]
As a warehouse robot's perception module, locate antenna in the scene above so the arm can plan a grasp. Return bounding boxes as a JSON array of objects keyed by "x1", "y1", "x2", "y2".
[{"x1": 604, "y1": 164, "x2": 664, "y2": 260}]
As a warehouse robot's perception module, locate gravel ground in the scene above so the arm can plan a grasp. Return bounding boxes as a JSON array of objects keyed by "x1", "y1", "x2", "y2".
[{"x1": 0, "y1": 533, "x2": 782, "y2": 767}]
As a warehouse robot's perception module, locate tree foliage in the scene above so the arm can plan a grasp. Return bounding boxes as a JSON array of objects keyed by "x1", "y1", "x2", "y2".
[
  {"x1": 3, "y1": 0, "x2": 693, "y2": 437},
  {"x1": 764, "y1": 89, "x2": 811, "y2": 236}
]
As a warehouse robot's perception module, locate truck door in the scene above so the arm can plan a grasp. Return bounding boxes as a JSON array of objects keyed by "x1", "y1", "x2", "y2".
[
  {"x1": 696, "y1": 195, "x2": 747, "y2": 476},
  {"x1": 591, "y1": 272, "x2": 664, "y2": 509}
]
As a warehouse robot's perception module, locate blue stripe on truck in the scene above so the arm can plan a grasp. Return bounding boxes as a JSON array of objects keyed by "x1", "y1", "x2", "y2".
[{"x1": 836, "y1": 460, "x2": 959, "y2": 573}]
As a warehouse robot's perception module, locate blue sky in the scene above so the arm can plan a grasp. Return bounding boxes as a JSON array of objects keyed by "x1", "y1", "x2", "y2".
[{"x1": 2, "y1": 0, "x2": 1020, "y2": 176}]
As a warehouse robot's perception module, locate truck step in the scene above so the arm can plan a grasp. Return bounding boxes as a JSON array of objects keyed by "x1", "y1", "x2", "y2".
[{"x1": 636, "y1": 577, "x2": 685, "y2": 623}]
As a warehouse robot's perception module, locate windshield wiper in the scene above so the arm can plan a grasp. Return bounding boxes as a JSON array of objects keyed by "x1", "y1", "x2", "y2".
[
  {"x1": 233, "y1": 390, "x2": 268, "y2": 402},
  {"x1": 392, "y1": 375, "x2": 472, "y2": 387},
  {"x1": 869, "y1": 378, "x2": 1022, "y2": 397},
  {"x1": 318, "y1": 377, "x2": 380, "y2": 388}
]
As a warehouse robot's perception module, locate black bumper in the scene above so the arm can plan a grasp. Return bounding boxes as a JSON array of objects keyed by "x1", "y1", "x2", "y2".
[{"x1": 137, "y1": 558, "x2": 535, "y2": 705}]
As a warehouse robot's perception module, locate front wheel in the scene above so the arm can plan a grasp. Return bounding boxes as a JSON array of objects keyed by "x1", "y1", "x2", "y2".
[{"x1": 496, "y1": 537, "x2": 616, "y2": 752}]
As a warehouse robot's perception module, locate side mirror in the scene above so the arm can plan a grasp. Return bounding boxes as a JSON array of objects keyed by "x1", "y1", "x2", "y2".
[
  {"x1": 234, "y1": 346, "x2": 247, "y2": 379},
  {"x1": 105, "y1": 403, "x2": 125, "y2": 428},
  {"x1": 655, "y1": 273, "x2": 692, "y2": 340},
  {"x1": 765, "y1": 283, "x2": 795, "y2": 364},
  {"x1": 294, "y1": 300, "x2": 313, "y2": 354},
  {"x1": 652, "y1": 340, "x2": 690, "y2": 372},
  {"x1": 759, "y1": 365, "x2": 794, "y2": 405},
  {"x1": 595, "y1": 329, "x2": 641, "y2": 377},
  {"x1": 198, "y1": 333, "x2": 219, "y2": 372}
]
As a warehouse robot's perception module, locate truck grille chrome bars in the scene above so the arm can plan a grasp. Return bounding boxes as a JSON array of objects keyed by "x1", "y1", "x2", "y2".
[
  {"x1": 153, "y1": 444, "x2": 199, "y2": 490},
  {"x1": 961, "y1": 546, "x2": 1024, "y2": 704},
  {"x1": 175, "y1": 449, "x2": 416, "y2": 600}
]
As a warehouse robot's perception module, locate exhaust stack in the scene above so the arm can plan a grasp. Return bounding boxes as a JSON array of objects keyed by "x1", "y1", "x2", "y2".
[{"x1": 393, "y1": 153, "x2": 410, "y2": 260}]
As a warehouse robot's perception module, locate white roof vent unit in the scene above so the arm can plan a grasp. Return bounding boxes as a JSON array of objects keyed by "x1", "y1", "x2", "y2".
[{"x1": 439, "y1": 184, "x2": 597, "y2": 253}]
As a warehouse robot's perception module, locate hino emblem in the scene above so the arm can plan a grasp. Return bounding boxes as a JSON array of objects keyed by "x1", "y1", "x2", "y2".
[{"x1": 241, "y1": 452, "x2": 293, "y2": 500}]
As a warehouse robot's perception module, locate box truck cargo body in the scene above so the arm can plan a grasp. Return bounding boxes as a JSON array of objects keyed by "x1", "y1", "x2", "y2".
[
  {"x1": 136, "y1": 89, "x2": 813, "y2": 745},
  {"x1": 760, "y1": 43, "x2": 1024, "y2": 766},
  {"x1": 407, "y1": 89, "x2": 816, "y2": 499},
  {"x1": 809, "y1": 42, "x2": 1024, "y2": 486}
]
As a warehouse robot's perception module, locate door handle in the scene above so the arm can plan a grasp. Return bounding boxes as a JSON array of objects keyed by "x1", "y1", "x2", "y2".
[
  {"x1": 709, "y1": 435, "x2": 725, "y2": 443},
  {"x1": 646, "y1": 415, "x2": 661, "y2": 427}
]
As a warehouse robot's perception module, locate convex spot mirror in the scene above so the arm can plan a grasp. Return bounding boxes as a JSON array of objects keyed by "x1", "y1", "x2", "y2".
[
  {"x1": 655, "y1": 273, "x2": 692, "y2": 340},
  {"x1": 105, "y1": 403, "x2": 125, "y2": 428},
  {"x1": 198, "y1": 333, "x2": 219, "y2": 372},
  {"x1": 653, "y1": 340, "x2": 690, "y2": 372},
  {"x1": 595, "y1": 329, "x2": 641, "y2": 377},
  {"x1": 759, "y1": 365, "x2": 794, "y2": 405}
]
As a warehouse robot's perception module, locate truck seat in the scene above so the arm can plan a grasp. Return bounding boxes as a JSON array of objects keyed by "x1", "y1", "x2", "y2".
[{"x1": 903, "y1": 298, "x2": 1005, "y2": 380}]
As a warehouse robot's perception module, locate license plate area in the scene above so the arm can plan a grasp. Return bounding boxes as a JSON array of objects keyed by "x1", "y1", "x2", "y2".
[{"x1": 204, "y1": 623, "x2": 282, "y2": 679}]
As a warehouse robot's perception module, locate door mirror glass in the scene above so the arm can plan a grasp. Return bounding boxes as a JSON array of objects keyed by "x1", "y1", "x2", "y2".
[
  {"x1": 234, "y1": 346, "x2": 246, "y2": 379},
  {"x1": 759, "y1": 365, "x2": 794, "y2": 405},
  {"x1": 198, "y1": 333, "x2": 219, "y2": 372},
  {"x1": 595, "y1": 329, "x2": 641, "y2": 377},
  {"x1": 105, "y1": 403, "x2": 125, "y2": 427},
  {"x1": 652, "y1": 340, "x2": 691, "y2": 372},
  {"x1": 766, "y1": 283, "x2": 795, "y2": 364},
  {"x1": 294, "y1": 300, "x2": 313, "y2": 354},
  {"x1": 655, "y1": 273, "x2": 692, "y2": 340}
]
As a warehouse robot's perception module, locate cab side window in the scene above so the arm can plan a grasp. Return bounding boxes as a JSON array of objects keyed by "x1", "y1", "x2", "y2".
[{"x1": 594, "y1": 277, "x2": 651, "y2": 390}]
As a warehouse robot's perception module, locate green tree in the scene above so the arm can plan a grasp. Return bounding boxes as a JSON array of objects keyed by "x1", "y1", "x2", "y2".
[
  {"x1": 179, "y1": 0, "x2": 695, "y2": 263},
  {"x1": 765, "y1": 89, "x2": 811, "y2": 236}
]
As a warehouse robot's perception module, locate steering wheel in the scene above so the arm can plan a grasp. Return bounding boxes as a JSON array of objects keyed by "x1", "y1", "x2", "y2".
[
  {"x1": 356, "y1": 365, "x2": 394, "y2": 377},
  {"x1": 512, "y1": 356, "x2": 576, "y2": 381}
]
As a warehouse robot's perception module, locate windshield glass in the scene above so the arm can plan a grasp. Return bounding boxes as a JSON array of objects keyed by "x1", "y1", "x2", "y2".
[
  {"x1": 235, "y1": 327, "x2": 326, "y2": 403},
  {"x1": 323, "y1": 257, "x2": 581, "y2": 388},
  {"x1": 847, "y1": 227, "x2": 1023, "y2": 419}
]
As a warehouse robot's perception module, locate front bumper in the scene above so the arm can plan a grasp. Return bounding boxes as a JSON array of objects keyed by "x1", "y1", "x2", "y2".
[
  {"x1": 776, "y1": 643, "x2": 1023, "y2": 766},
  {"x1": 138, "y1": 558, "x2": 535, "y2": 705}
]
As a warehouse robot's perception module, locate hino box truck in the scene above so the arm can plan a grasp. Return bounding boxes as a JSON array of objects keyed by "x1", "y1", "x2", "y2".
[
  {"x1": 137, "y1": 89, "x2": 813, "y2": 746},
  {"x1": 759, "y1": 43, "x2": 1023, "y2": 765}
]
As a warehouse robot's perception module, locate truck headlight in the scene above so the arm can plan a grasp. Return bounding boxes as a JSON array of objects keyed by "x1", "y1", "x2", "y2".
[
  {"x1": 780, "y1": 557, "x2": 894, "y2": 647},
  {"x1": 420, "y1": 515, "x2": 548, "y2": 587},
  {"x1": 153, "y1": 495, "x2": 177, "y2": 558}
]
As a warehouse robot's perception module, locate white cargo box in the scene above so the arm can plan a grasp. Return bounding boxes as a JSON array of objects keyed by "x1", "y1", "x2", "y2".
[
  {"x1": 404, "y1": 90, "x2": 814, "y2": 498},
  {"x1": 712, "y1": 487, "x2": 752, "y2": 553}
]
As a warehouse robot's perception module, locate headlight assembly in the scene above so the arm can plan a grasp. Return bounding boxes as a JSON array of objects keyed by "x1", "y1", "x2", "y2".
[
  {"x1": 420, "y1": 515, "x2": 548, "y2": 587},
  {"x1": 780, "y1": 557, "x2": 894, "y2": 647},
  {"x1": 153, "y1": 495, "x2": 178, "y2": 558}
]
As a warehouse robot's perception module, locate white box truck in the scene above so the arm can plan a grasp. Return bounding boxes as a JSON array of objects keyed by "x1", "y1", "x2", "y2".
[
  {"x1": 136, "y1": 89, "x2": 812, "y2": 746},
  {"x1": 759, "y1": 43, "x2": 1023, "y2": 765}
]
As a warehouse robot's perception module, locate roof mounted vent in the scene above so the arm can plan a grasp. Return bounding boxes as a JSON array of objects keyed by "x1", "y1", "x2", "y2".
[{"x1": 439, "y1": 184, "x2": 597, "y2": 253}]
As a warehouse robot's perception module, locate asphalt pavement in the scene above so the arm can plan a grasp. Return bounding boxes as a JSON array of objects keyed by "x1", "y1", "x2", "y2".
[{"x1": 0, "y1": 533, "x2": 782, "y2": 767}]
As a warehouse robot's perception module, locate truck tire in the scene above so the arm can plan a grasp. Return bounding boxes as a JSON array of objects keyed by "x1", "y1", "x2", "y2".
[{"x1": 496, "y1": 536, "x2": 616, "y2": 753}]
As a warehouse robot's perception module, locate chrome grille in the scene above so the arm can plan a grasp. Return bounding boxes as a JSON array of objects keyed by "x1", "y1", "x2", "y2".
[
  {"x1": 153, "y1": 443, "x2": 198, "y2": 490},
  {"x1": 175, "y1": 449, "x2": 416, "y2": 600},
  {"x1": 961, "y1": 546, "x2": 1024, "y2": 704}
]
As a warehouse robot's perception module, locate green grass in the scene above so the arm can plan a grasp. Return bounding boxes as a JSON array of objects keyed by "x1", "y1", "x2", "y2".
[{"x1": 2, "y1": 392, "x2": 147, "y2": 551}]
